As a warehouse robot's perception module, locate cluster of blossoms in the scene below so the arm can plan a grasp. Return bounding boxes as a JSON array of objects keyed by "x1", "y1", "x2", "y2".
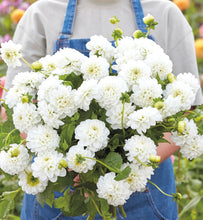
[{"x1": 0, "y1": 16, "x2": 202, "y2": 217}]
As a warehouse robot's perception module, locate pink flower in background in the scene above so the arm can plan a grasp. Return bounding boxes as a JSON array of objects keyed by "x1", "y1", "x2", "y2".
[
  {"x1": 7, "y1": 0, "x2": 23, "y2": 7},
  {"x1": 18, "y1": 2, "x2": 30, "y2": 11},
  {"x1": 0, "y1": 34, "x2": 11, "y2": 45},
  {"x1": 0, "y1": 76, "x2": 7, "y2": 121},
  {"x1": 0, "y1": 76, "x2": 6, "y2": 99},
  {"x1": 199, "y1": 25, "x2": 203, "y2": 38},
  {"x1": 0, "y1": 1, "x2": 10, "y2": 15},
  {"x1": 1, "y1": 106, "x2": 7, "y2": 121}
]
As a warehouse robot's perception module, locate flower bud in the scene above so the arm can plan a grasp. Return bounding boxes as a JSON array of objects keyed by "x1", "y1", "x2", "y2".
[
  {"x1": 21, "y1": 95, "x2": 29, "y2": 103},
  {"x1": 172, "y1": 192, "x2": 182, "y2": 201},
  {"x1": 177, "y1": 121, "x2": 186, "y2": 133},
  {"x1": 143, "y1": 14, "x2": 155, "y2": 25},
  {"x1": 149, "y1": 155, "x2": 161, "y2": 163},
  {"x1": 110, "y1": 17, "x2": 117, "y2": 24},
  {"x1": 31, "y1": 61, "x2": 42, "y2": 71},
  {"x1": 133, "y1": 30, "x2": 144, "y2": 39},
  {"x1": 154, "y1": 101, "x2": 164, "y2": 110},
  {"x1": 194, "y1": 115, "x2": 203, "y2": 122},
  {"x1": 11, "y1": 147, "x2": 20, "y2": 157},
  {"x1": 58, "y1": 159, "x2": 68, "y2": 169},
  {"x1": 167, "y1": 73, "x2": 176, "y2": 83},
  {"x1": 167, "y1": 117, "x2": 175, "y2": 123},
  {"x1": 114, "y1": 28, "x2": 123, "y2": 36}
]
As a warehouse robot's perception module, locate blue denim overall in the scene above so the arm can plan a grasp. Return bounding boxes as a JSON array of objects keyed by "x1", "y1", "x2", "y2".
[{"x1": 21, "y1": 0, "x2": 178, "y2": 219}]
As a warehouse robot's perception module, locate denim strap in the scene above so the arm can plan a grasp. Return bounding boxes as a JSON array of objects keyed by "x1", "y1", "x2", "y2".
[
  {"x1": 131, "y1": 0, "x2": 146, "y2": 32},
  {"x1": 131, "y1": 0, "x2": 155, "y2": 40},
  {"x1": 61, "y1": 0, "x2": 77, "y2": 35}
]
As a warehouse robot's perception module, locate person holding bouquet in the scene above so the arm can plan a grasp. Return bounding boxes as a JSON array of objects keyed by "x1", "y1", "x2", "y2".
[{"x1": 2, "y1": 0, "x2": 203, "y2": 219}]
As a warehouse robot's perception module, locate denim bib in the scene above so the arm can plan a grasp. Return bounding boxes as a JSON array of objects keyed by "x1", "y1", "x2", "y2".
[{"x1": 21, "y1": 0, "x2": 178, "y2": 219}]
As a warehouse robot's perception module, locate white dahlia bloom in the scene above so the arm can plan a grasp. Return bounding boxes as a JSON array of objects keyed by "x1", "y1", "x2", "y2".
[
  {"x1": 124, "y1": 135, "x2": 157, "y2": 164},
  {"x1": 171, "y1": 119, "x2": 198, "y2": 146},
  {"x1": 96, "y1": 172, "x2": 132, "y2": 206},
  {"x1": 49, "y1": 84, "x2": 77, "y2": 118},
  {"x1": 37, "y1": 75, "x2": 62, "y2": 102},
  {"x1": 13, "y1": 103, "x2": 41, "y2": 133},
  {"x1": 0, "y1": 144, "x2": 29, "y2": 175},
  {"x1": 96, "y1": 76, "x2": 129, "y2": 109},
  {"x1": 122, "y1": 163, "x2": 154, "y2": 192},
  {"x1": 38, "y1": 101, "x2": 64, "y2": 129},
  {"x1": 56, "y1": 47, "x2": 87, "y2": 75},
  {"x1": 145, "y1": 53, "x2": 173, "y2": 80},
  {"x1": 74, "y1": 79, "x2": 98, "y2": 111},
  {"x1": 106, "y1": 102, "x2": 135, "y2": 129},
  {"x1": 12, "y1": 71, "x2": 45, "y2": 89},
  {"x1": 81, "y1": 56, "x2": 109, "y2": 80},
  {"x1": 32, "y1": 151, "x2": 67, "y2": 183},
  {"x1": 118, "y1": 60, "x2": 151, "y2": 88},
  {"x1": 75, "y1": 119, "x2": 110, "y2": 152},
  {"x1": 127, "y1": 107, "x2": 162, "y2": 134},
  {"x1": 18, "y1": 166, "x2": 48, "y2": 195},
  {"x1": 39, "y1": 55, "x2": 58, "y2": 75},
  {"x1": 26, "y1": 125, "x2": 60, "y2": 154},
  {"x1": 180, "y1": 135, "x2": 203, "y2": 160},
  {"x1": 115, "y1": 37, "x2": 163, "y2": 69},
  {"x1": 131, "y1": 78, "x2": 162, "y2": 107},
  {"x1": 176, "y1": 72, "x2": 200, "y2": 94},
  {"x1": 5, "y1": 85, "x2": 35, "y2": 108},
  {"x1": 164, "y1": 80, "x2": 196, "y2": 110},
  {"x1": 159, "y1": 95, "x2": 182, "y2": 118},
  {"x1": 66, "y1": 145, "x2": 96, "y2": 173},
  {"x1": 0, "y1": 40, "x2": 22, "y2": 67},
  {"x1": 86, "y1": 35, "x2": 115, "y2": 63}
]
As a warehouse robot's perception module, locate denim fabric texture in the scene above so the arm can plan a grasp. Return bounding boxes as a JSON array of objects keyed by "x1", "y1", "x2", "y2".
[{"x1": 21, "y1": 0, "x2": 178, "y2": 219}]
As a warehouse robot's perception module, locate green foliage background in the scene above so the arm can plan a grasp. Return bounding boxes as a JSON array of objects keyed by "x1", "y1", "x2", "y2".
[{"x1": 0, "y1": 0, "x2": 203, "y2": 219}]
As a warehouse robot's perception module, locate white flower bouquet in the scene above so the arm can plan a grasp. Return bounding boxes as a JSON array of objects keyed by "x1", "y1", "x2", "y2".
[{"x1": 0, "y1": 15, "x2": 203, "y2": 219}]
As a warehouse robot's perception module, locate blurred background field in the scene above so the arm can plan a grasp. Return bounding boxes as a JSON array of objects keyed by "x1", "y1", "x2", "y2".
[{"x1": 0, "y1": 0, "x2": 203, "y2": 219}]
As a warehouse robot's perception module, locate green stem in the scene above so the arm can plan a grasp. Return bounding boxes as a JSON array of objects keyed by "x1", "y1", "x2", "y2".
[
  {"x1": 18, "y1": 139, "x2": 27, "y2": 146},
  {"x1": 152, "y1": 123, "x2": 174, "y2": 130},
  {"x1": 121, "y1": 101, "x2": 125, "y2": 137},
  {"x1": 4, "y1": 128, "x2": 17, "y2": 146},
  {"x1": 0, "y1": 98, "x2": 5, "y2": 102},
  {"x1": 148, "y1": 180, "x2": 173, "y2": 198},
  {"x1": 109, "y1": 65, "x2": 113, "y2": 75},
  {"x1": 115, "y1": 38, "x2": 118, "y2": 47},
  {"x1": 21, "y1": 57, "x2": 33, "y2": 69},
  {"x1": 0, "y1": 85, "x2": 8, "y2": 92},
  {"x1": 112, "y1": 206, "x2": 117, "y2": 218},
  {"x1": 84, "y1": 157, "x2": 120, "y2": 173},
  {"x1": 134, "y1": 156, "x2": 149, "y2": 167},
  {"x1": 145, "y1": 27, "x2": 151, "y2": 37},
  {"x1": 118, "y1": 205, "x2": 127, "y2": 218},
  {"x1": 89, "y1": 196, "x2": 103, "y2": 217}
]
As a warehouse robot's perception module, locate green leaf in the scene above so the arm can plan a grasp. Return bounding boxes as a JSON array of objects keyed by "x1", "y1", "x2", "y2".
[
  {"x1": 7, "y1": 214, "x2": 21, "y2": 220},
  {"x1": 59, "y1": 73, "x2": 83, "y2": 89},
  {"x1": 54, "y1": 188, "x2": 71, "y2": 212},
  {"x1": 60, "y1": 122, "x2": 75, "y2": 149},
  {"x1": 179, "y1": 196, "x2": 202, "y2": 218},
  {"x1": 104, "y1": 152, "x2": 122, "y2": 170},
  {"x1": 114, "y1": 166, "x2": 131, "y2": 181},
  {"x1": 86, "y1": 197, "x2": 98, "y2": 218},
  {"x1": 0, "y1": 188, "x2": 21, "y2": 219},
  {"x1": 61, "y1": 140, "x2": 69, "y2": 151},
  {"x1": 100, "y1": 198, "x2": 109, "y2": 214},
  {"x1": 37, "y1": 174, "x2": 75, "y2": 207},
  {"x1": 63, "y1": 81, "x2": 73, "y2": 87},
  {"x1": 59, "y1": 190, "x2": 87, "y2": 217}
]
